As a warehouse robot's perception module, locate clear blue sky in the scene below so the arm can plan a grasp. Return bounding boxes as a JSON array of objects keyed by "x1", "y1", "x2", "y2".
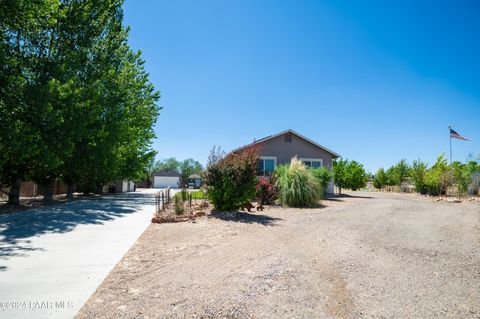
[{"x1": 123, "y1": 0, "x2": 479, "y2": 172}]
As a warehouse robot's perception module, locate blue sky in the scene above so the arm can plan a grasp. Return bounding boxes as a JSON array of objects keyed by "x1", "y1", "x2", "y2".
[{"x1": 123, "y1": 0, "x2": 479, "y2": 172}]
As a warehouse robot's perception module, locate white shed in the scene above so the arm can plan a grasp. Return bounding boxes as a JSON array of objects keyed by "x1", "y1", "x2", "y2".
[{"x1": 151, "y1": 169, "x2": 182, "y2": 189}]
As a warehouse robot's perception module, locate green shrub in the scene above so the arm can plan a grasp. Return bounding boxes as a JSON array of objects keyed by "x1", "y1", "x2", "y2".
[
  {"x1": 466, "y1": 159, "x2": 480, "y2": 195},
  {"x1": 311, "y1": 167, "x2": 333, "y2": 198},
  {"x1": 425, "y1": 154, "x2": 451, "y2": 196},
  {"x1": 275, "y1": 158, "x2": 320, "y2": 207},
  {"x1": 203, "y1": 145, "x2": 259, "y2": 211},
  {"x1": 385, "y1": 166, "x2": 397, "y2": 186},
  {"x1": 410, "y1": 160, "x2": 428, "y2": 194},
  {"x1": 451, "y1": 161, "x2": 470, "y2": 196},
  {"x1": 393, "y1": 159, "x2": 410, "y2": 187},
  {"x1": 174, "y1": 195, "x2": 184, "y2": 215},
  {"x1": 373, "y1": 168, "x2": 388, "y2": 189}
]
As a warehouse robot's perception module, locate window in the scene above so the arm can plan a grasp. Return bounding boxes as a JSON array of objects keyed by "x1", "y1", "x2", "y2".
[
  {"x1": 301, "y1": 158, "x2": 323, "y2": 168},
  {"x1": 257, "y1": 156, "x2": 277, "y2": 176}
]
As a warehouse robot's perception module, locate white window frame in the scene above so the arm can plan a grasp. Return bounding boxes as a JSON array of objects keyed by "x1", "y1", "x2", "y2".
[
  {"x1": 258, "y1": 156, "x2": 277, "y2": 175},
  {"x1": 300, "y1": 158, "x2": 323, "y2": 168}
]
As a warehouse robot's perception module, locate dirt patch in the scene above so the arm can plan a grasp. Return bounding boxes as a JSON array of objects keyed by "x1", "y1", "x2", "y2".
[{"x1": 75, "y1": 192, "x2": 480, "y2": 319}]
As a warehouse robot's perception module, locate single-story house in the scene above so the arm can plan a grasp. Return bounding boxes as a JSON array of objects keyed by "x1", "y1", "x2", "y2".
[
  {"x1": 152, "y1": 169, "x2": 182, "y2": 189},
  {"x1": 187, "y1": 174, "x2": 202, "y2": 189},
  {"x1": 235, "y1": 129, "x2": 340, "y2": 193}
]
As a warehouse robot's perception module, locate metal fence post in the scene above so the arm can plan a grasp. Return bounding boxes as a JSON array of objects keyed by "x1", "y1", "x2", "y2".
[{"x1": 161, "y1": 191, "x2": 165, "y2": 212}]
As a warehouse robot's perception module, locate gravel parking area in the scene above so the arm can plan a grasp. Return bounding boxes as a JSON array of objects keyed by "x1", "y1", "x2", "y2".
[{"x1": 76, "y1": 192, "x2": 480, "y2": 319}]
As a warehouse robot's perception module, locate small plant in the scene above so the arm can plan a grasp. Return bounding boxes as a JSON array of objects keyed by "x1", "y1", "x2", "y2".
[
  {"x1": 256, "y1": 176, "x2": 278, "y2": 205},
  {"x1": 275, "y1": 157, "x2": 320, "y2": 207},
  {"x1": 174, "y1": 195, "x2": 184, "y2": 215}
]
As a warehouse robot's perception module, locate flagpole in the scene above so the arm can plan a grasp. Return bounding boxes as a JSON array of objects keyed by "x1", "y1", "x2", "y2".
[{"x1": 448, "y1": 125, "x2": 452, "y2": 164}]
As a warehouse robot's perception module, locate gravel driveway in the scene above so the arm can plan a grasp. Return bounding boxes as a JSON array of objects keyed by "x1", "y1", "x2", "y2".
[{"x1": 76, "y1": 192, "x2": 480, "y2": 319}]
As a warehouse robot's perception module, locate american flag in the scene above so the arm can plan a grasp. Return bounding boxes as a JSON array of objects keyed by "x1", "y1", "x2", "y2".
[{"x1": 450, "y1": 128, "x2": 468, "y2": 141}]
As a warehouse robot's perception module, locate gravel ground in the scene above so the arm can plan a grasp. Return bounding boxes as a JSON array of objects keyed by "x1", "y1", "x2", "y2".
[{"x1": 76, "y1": 192, "x2": 480, "y2": 319}]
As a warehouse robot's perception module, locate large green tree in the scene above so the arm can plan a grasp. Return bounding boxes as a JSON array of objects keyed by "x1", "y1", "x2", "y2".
[
  {"x1": 0, "y1": 0, "x2": 160, "y2": 204},
  {"x1": 333, "y1": 158, "x2": 368, "y2": 194},
  {"x1": 0, "y1": 0, "x2": 62, "y2": 204}
]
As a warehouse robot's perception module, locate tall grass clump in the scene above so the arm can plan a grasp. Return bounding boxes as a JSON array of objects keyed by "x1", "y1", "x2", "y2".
[{"x1": 275, "y1": 157, "x2": 321, "y2": 207}]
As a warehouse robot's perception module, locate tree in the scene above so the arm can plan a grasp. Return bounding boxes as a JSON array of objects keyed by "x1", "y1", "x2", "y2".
[
  {"x1": 0, "y1": 0, "x2": 160, "y2": 204},
  {"x1": 333, "y1": 158, "x2": 348, "y2": 194},
  {"x1": 178, "y1": 159, "x2": 203, "y2": 187},
  {"x1": 154, "y1": 158, "x2": 180, "y2": 172},
  {"x1": 385, "y1": 166, "x2": 397, "y2": 186},
  {"x1": 333, "y1": 159, "x2": 367, "y2": 194},
  {"x1": 424, "y1": 154, "x2": 451, "y2": 196},
  {"x1": 60, "y1": 0, "x2": 160, "y2": 197},
  {"x1": 0, "y1": 0, "x2": 62, "y2": 205},
  {"x1": 373, "y1": 168, "x2": 388, "y2": 190},
  {"x1": 345, "y1": 160, "x2": 368, "y2": 191},
  {"x1": 410, "y1": 160, "x2": 428, "y2": 194},
  {"x1": 465, "y1": 160, "x2": 480, "y2": 195},
  {"x1": 392, "y1": 159, "x2": 410, "y2": 189},
  {"x1": 451, "y1": 161, "x2": 470, "y2": 196}
]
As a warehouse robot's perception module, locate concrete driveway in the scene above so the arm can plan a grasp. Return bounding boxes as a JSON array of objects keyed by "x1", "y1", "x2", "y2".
[{"x1": 0, "y1": 189, "x2": 159, "y2": 319}]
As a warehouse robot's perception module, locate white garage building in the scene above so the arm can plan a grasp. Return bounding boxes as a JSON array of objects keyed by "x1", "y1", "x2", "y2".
[{"x1": 152, "y1": 169, "x2": 182, "y2": 189}]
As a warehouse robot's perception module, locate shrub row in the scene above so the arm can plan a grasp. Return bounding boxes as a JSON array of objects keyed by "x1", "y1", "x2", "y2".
[{"x1": 373, "y1": 154, "x2": 480, "y2": 196}]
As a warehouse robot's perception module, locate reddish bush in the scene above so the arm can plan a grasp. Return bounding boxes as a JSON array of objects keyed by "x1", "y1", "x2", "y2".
[
  {"x1": 256, "y1": 176, "x2": 278, "y2": 205},
  {"x1": 203, "y1": 145, "x2": 260, "y2": 211}
]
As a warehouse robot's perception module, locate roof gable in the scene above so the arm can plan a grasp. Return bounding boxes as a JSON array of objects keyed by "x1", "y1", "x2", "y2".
[
  {"x1": 152, "y1": 169, "x2": 181, "y2": 177},
  {"x1": 247, "y1": 129, "x2": 340, "y2": 158}
]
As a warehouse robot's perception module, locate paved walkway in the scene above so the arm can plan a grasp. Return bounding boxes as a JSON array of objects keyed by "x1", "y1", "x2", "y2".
[{"x1": 0, "y1": 189, "x2": 160, "y2": 319}]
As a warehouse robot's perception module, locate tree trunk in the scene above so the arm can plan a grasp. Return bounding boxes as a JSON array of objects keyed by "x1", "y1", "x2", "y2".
[
  {"x1": 42, "y1": 179, "x2": 55, "y2": 204},
  {"x1": 8, "y1": 177, "x2": 21, "y2": 206},
  {"x1": 66, "y1": 183, "x2": 75, "y2": 200},
  {"x1": 338, "y1": 187, "x2": 342, "y2": 195}
]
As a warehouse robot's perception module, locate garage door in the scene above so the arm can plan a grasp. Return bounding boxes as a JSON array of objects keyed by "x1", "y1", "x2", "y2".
[{"x1": 153, "y1": 176, "x2": 180, "y2": 188}]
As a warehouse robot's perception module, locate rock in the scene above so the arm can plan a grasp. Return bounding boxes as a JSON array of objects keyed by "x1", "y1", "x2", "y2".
[{"x1": 193, "y1": 211, "x2": 205, "y2": 217}]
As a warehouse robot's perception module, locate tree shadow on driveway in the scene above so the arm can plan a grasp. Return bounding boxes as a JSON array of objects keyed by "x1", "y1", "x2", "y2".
[
  {"x1": 209, "y1": 211, "x2": 283, "y2": 226},
  {"x1": 0, "y1": 192, "x2": 155, "y2": 267}
]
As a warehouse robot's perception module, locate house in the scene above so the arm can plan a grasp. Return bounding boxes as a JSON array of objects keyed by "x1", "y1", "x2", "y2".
[
  {"x1": 235, "y1": 129, "x2": 340, "y2": 192},
  {"x1": 187, "y1": 174, "x2": 202, "y2": 189},
  {"x1": 151, "y1": 169, "x2": 182, "y2": 188}
]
